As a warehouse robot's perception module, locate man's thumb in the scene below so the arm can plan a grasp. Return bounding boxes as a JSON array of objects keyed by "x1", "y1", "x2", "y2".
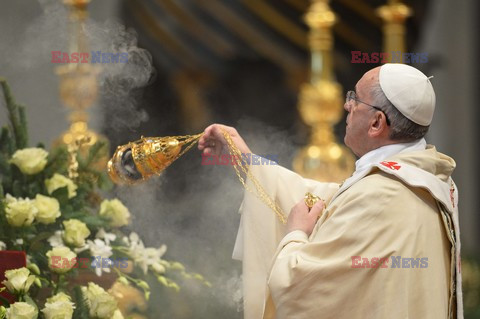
[{"x1": 310, "y1": 200, "x2": 325, "y2": 217}]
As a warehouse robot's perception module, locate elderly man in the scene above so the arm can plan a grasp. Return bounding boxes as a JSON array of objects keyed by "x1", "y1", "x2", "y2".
[{"x1": 198, "y1": 64, "x2": 462, "y2": 319}]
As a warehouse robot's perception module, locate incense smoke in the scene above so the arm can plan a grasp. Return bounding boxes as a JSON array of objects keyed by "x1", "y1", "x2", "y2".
[{"x1": 0, "y1": 2, "x2": 301, "y2": 317}]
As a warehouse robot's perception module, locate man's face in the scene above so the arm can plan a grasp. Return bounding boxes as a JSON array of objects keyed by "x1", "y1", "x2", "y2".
[{"x1": 344, "y1": 68, "x2": 380, "y2": 157}]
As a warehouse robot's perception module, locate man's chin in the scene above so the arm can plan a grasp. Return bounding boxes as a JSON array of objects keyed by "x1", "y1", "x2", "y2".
[{"x1": 344, "y1": 135, "x2": 355, "y2": 155}]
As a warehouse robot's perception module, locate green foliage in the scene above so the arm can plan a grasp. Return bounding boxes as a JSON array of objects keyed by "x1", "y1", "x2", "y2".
[
  {"x1": 463, "y1": 257, "x2": 480, "y2": 319},
  {"x1": 72, "y1": 286, "x2": 90, "y2": 319},
  {"x1": 0, "y1": 78, "x2": 112, "y2": 311},
  {"x1": 0, "y1": 77, "x2": 28, "y2": 150},
  {"x1": 0, "y1": 295, "x2": 9, "y2": 308},
  {"x1": 0, "y1": 78, "x2": 206, "y2": 318}
]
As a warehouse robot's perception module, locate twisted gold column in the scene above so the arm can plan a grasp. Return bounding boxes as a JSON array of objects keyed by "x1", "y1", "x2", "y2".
[
  {"x1": 54, "y1": 0, "x2": 108, "y2": 168},
  {"x1": 293, "y1": 0, "x2": 355, "y2": 182},
  {"x1": 377, "y1": 0, "x2": 412, "y2": 62}
]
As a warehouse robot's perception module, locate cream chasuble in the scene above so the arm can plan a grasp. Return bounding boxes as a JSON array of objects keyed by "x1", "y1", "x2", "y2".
[{"x1": 233, "y1": 140, "x2": 463, "y2": 319}]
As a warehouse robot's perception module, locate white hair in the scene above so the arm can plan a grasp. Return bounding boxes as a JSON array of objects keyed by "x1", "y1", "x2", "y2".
[{"x1": 370, "y1": 81, "x2": 429, "y2": 141}]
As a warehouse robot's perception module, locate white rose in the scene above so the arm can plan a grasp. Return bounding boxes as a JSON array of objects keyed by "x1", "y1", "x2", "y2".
[
  {"x1": 5, "y1": 302, "x2": 38, "y2": 319},
  {"x1": 34, "y1": 194, "x2": 61, "y2": 224},
  {"x1": 62, "y1": 219, "x2": 90, "y2": 247},
  {"x1": 99, "y1": 199, "x2": 131, "y2": 228},
  {"x1": 110, "y1": 309, "x2": 124, "y2": 319},
  {"x1": 42, "y1": 292, "x2": 75, "y2": 319},
  {"x1": 9, "y1": 147, "x2": 48, "y2": 175},
  {"x1": 0, "y1": 241, "x2": 6, "y2": 250},
  {"x1": 4, "y1": 194, "x2": 38, "y2": 227},
  {"x1": 45, "y1": 174, "x2": 77, "y2": 199},
  {"x1": 82, "y1": 282, "x2": 117, "y2": 319},
  {"x1": 46, "y1": 292, "x2": 72, "y2": 304},
  {"x1": 1, "y1": 267, "x2": 35, "y2": 295},
  {"x1": 46, "y1": 246, "x2": 77, "y2": 274}
]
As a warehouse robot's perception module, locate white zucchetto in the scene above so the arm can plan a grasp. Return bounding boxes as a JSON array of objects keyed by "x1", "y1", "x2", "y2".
[{"x1": 379, "y1": 63, "x2": 435, "y2": 126}]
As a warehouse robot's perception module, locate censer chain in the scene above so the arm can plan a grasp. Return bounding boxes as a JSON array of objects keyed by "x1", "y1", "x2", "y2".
[
  {"x1": 221, "y1": 129, "x2": 287, "y2": 224},
  {"x1": 135, "y1": 131, "x2": 287, "y2": 224}
]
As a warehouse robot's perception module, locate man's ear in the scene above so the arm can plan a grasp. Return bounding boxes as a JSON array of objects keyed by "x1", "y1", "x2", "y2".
[{"x1": 368, "y1": 112, "x2": 388, "y2": 138}]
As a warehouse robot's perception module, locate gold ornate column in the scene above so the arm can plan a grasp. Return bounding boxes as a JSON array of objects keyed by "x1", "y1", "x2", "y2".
[
  {"x1": 54, "y1": 0, "x2": 108, "y2": 167},
  {"x1": 293, "y1": 0, "x2": 355, "y2": 183},
  {"x1": 377, "y1": 0, "x2": 412, "y2": 62}
]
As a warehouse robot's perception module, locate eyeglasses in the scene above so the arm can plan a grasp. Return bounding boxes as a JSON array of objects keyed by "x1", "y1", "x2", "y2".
[{"x1": 345, "y1": 90, "x2": 390, "y2": 125}]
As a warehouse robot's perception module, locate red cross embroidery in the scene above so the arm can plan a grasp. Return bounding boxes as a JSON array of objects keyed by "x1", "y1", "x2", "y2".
[{"x1": 380, "y1": 161, "x2": 401, "y2": 170}]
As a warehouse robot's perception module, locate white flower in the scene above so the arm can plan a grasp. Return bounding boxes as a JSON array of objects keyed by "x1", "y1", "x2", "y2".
[
  {"x1": 137, "y1": 246, "x2": 167, "y2": 274},
  {"x1": 99, "y1": 199, "x2": 131, "y2": 228},
  {"x1": 82, "y1": 282, "x2": 117, "y2": 319},
  {"x1": 46, "y1": 246, "x2": 77, "y2": 274},
  {"x1": 74, "y1": 227, "x2": 117, "y2": 257},
  {"x1": 73, "y1": 244, "x2": 89, "y2": 254},
  {"x1": 47, "y1": 292, "x2": 71, "y2": 304},
  {"x1": 4, "y1": 194, "x2": 38, "y2": 227},
  {"x1": 62, "y1": 219, "x2": 90, "y2": 247},
  {"x1": 1, "y1": 267, "x2": 35, "y2": 295},
  {"x1": 87, "y1": 239, "x2": 113, "y2": 277},
  {"x1": 15, "y1": 239, "x2": 24, "y2": 245},
  {"x1": 0, "y1": 241, "x2": 6, "y2": 250},
  {"x1": 48, "y1": 231, "x2": 64, "y2": 248},
  {"x1": 110, "y1": 309, "x2": 124, "y2": 319},
  {"x1": 151, "y1": 262, "x2": 166, "y2": 274},
  {"x1": 9, "y1": 147, "x2": 48, "y2": 175},
  {"x1": 45, "y1": 174, "x2": 77, "y2": 198},
  {"x1": 5, "y1": 301, "x2": 38, "y2": 319},
  {"x1": 34, "y1": 194, "x2": 61, "y2": 224},
  {"x1": 96, "y1": 228, "x2": 116, "y2": 245},
  {"x1": 124, "y1": 232, "x2": 167, "y2": 274},
  {"x1": 42, "y1": 292, "x2": 75, "y2": 319}
]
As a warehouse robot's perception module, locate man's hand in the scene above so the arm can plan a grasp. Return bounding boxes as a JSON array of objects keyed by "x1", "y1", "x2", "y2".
[
  {"x1": 198, "y1": 124, "x2": 252, "y2": 156},
  {"x1": 287, "y1": 200, "x2": 324, "y2": 236}
]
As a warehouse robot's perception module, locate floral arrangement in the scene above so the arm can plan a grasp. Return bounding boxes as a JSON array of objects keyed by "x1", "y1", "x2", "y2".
[{"x1": 0, "y1": 78, "x2": 208, "y2": 319}]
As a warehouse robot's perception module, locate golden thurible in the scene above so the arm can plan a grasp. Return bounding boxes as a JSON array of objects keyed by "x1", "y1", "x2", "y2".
[{"x1": 107, "y1": 134, "x2": 201, "y2": 185}]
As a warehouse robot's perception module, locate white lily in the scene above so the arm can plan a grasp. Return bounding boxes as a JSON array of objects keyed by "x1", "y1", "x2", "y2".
[
  {"x1": 124, "y1": 232, "x2": 167, "y2": 274},
  {"x1": 87, "y1": 239, "x2": 113, "y2": 277},
  {"x1": 96, "y1": 228, "x2": 117, "y2": 245},
  {"x1": 47, "y1": 230, "x2": 64, "y2": 248}
]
